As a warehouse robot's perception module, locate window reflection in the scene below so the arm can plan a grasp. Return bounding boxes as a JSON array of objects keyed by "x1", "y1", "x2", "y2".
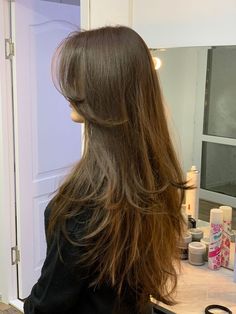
[
  {"x1": 201, "y1": 142, "x2": 236, "y2": 197},
  {"x1": 203, "y1": 46, "x2": 236, "y2": 139}
]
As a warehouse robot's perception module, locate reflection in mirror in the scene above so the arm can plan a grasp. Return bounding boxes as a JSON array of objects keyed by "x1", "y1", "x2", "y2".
[
  {"x1": 204, "y1": 46, "x2": 236, "y2": 139},
  {"x1": 151, "y1": 46, "x2": 236, "y2": 270},
  {"x1": 201, "y1": 142, "x2": 236, "y2": 198}
]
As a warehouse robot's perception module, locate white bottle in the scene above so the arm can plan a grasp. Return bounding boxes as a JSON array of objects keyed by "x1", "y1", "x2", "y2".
[{"x1": 185, "y1": 165, "x2": 200, "y2": 220}]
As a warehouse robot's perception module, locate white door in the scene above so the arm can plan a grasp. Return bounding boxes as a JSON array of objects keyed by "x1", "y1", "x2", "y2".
[{"x1": 12, "y1": 0, "x2": 81, "y2": 299}]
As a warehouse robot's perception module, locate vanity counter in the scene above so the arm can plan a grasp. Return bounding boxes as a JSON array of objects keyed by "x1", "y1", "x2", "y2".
[{"x1": 160, "y1": 261, "x2": 236, "y2": 314}]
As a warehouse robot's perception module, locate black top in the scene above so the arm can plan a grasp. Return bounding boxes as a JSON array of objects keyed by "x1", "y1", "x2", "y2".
[{"x1": 24, "y1": 204, "x2": 153, "y2": 314}]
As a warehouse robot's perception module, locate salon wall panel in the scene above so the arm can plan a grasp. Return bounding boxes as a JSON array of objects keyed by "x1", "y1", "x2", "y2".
[
  {"x1": 81, "y1": 0, "x2": 132, "y2": 29},
  {"x1": 132, "y1": 0, "x2": 236, "y2": 48}
]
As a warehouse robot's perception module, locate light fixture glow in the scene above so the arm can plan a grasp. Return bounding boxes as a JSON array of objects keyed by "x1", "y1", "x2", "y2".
[{"x1": 152, "y1": 57, "x2": 162, "y2": 70}]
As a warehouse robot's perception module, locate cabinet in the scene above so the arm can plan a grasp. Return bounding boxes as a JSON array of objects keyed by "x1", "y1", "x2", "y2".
[
  {"x1": 81, "y1": 0, "x2": 132, "y2": 30},
  {"x1": 81, "y1": 0, "x2": 236, "y2": 48},
  {"x1": 133, "y1": 0, "x2": 236, "y2": 48}
]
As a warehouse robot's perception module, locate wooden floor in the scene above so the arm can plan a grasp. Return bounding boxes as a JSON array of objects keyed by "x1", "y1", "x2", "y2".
[
  {"x1": 199, "y1": 199, "x2": 236, "y2": 229},
  {"x1": 0, "y1": 303, "x2": 21, "y2": 314}
]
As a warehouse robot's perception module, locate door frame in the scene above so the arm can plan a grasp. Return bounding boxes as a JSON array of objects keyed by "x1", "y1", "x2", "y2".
[
  {"x1": 0, "y1": 0, "x2": 97, "y2": 309},
  {"x1": 0, "y1": 0, "x2": 19, "y2": 308},
  {"x1": 0, "y1": 1, "x2": 86, "y2": 310}
]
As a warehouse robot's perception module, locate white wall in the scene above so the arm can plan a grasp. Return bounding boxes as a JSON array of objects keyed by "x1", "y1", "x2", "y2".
[
  {"x1": 81, "y1": 0, "x2": 132, "y2": 30},
  {"x1": 157, "y1": 47, "x2": 207, "y2": 173},
  {"x1": 90, "y1": 0, "x2": 132, "y2": 28},
  {"x1": 133, "y1": 0, "x2": 236, "y2": 48}
]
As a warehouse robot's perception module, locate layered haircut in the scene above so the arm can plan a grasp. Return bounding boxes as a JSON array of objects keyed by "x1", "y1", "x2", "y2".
[{"x1": 50, "y1": 26, "x2": 187, "y2": 311}]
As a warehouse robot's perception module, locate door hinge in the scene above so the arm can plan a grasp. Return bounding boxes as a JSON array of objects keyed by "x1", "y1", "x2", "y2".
[
  {"x1": 5, "y1": 38, "x2": 15, "y2": 59},
  {"x1": 11, "y1": 246, "x2": 20, "y2": 265}
]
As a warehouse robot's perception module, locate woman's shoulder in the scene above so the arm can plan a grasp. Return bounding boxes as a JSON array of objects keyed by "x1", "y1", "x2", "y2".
[
  {"x1": 44, "y1": 197, "x2": 92, "y2": 236},
  {"x1": 44, "y1": 198, "x2": 53, "y2": 221}
]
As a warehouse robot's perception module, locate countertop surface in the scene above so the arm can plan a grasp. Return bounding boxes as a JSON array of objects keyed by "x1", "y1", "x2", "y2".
[{"x1": 160, "y1": 261, "x2": 236, "y2": 314}]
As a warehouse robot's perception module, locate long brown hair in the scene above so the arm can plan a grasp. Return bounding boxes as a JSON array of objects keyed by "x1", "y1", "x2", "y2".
[{"x1": 50, "y1": 26, "x2": 187, "y2": 311}]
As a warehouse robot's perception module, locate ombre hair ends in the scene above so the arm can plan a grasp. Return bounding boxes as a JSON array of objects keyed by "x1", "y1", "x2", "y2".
[{"x1": 50, "y1": 26, "x2": 187, "y2": 311}]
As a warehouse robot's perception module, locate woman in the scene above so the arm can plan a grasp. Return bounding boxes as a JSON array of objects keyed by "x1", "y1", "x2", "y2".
[{"x1": 24, "y1": 26, "x2": 186, "y2": 314}]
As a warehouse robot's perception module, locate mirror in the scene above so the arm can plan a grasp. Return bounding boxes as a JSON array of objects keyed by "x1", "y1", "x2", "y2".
[{"x1": 152, "y1": 46, "x2": 236, "y2": 270}]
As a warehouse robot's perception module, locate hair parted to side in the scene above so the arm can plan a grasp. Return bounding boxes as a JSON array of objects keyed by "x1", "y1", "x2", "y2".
[{"x1": 50, "y1": 26, "x2": 187, "y2": 311}]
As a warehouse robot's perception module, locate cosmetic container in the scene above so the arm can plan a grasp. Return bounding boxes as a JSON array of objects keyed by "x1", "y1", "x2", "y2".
[
  {"x1": 179, "y1": 232, "x2": 192, "y2": 260},
  {"x1": 188, "y1": 242, "x2": 206, "y2": 266},
  {"x1": 219, "y1": 206, "x2": 232, "y2": 268},
  {"x1": 189, "y1": 228, "x2": 203, "y2": 241},
  {"x1": 181, "y1": 206, "x2": 188, "y2": 232},
  {"x1": 234, "y1": 244, "x2": 236, "y2": 283},
  {"x1": 208, "y1": 208, "x2": 223, "y2": 270},
  {"x1": 230, "y1": 230, "x2": 236, "y2": 243},
  {"x1": 188, "y1": 215, "x2": 196, "y2": 229},
  {"x1": 200, "y1": 237, "x2": 210, "y2": 261},
  {"x1": 185, "y1": 165, "x2": 200, "y2": 220},
  {"x1": 232, "y1": 232, "x2": 236, "y2": 283}
]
